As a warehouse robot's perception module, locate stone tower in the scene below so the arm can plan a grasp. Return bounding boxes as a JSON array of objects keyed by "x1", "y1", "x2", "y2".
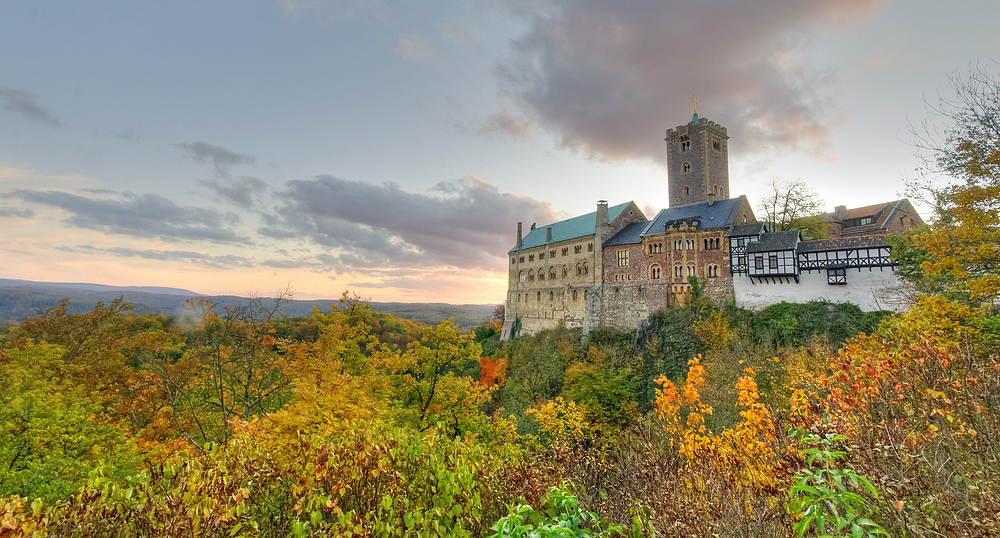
[{"x1": 664, "y1": 113, "x2": 730, "y2": 208}]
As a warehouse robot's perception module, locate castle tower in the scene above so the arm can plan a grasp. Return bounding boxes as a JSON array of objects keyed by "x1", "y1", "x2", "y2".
[{"x1": 664, "y1": 111, "x2": 730, "y2": 207}]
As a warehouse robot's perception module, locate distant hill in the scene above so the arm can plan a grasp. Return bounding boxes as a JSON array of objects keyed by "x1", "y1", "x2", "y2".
[{"x1": 0, "y1": 279, "x2": 496, "y2": 328}]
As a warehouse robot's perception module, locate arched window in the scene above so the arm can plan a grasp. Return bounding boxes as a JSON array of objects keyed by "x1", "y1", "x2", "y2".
[
  {"x1": 583, "y1": 262, "x2": 589, "y2": 275},
  {"x1": 572, "y1": 290, "x2": 578, "y2": 301},
  {"x1": 707, "y1": 263, "x2": 719, "y2": 278},
  {"x1": 537, "y1": 270, "x2": 544, "y2": 281},
  {"x1": 549, "y1": 267, "x2": 557, "y2": 280},
  {"x1": 680, "y1": 135, "x2": 690, "y2": 152},
  {"x1": 683, "y1": 162, "x2": 691, "y2": 174},
  {"x1": 519, "y1": 271, "x2": 526, "y2": 283},
  {"x1": 674, "y1": 264, "x2": 682, "y2": 278},
  {"x1": 650, "y1": 265, "x2": 661, "y2": 279},
  {"x1": 550, "y1": 291, "x2": 554, "y2": 301},
  {"x1": 584, "y1": 290, "x2": 589, "y2": 300},
  {"x1": 562, "y1": 265, "x2": 568, "y2": 277},
  {"x1": 576, "y1": 263, "x2": 582, "y2": 276},
  {"x1": 527, "y1": 270, "x2": 534, "y2": 282},
  {"x1": 687, "y1": 264, "x2": 696, "y2": 277},
  {"x1": 704, "y1": 239, "x2": 709, "y2": 250},
  {"x1": 537, "y1": 291, "x2": 541, "y2": 301}
]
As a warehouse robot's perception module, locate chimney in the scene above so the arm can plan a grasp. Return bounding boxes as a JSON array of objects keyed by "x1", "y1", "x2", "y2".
[
  {"x1": 596, "y1": 200, "x2": 609, "y2": 238},
  {"x1": 707, "y1": 192, "x2": 715, "y2": 206},
  {"x1": 516, "y1": 222, "x2": 523, "y2": 249},
  {"x1": 546, "y1": 227, "x2": 552, "y2": 243},
  {"x1": 834, "y1": 205, "x2": 847, "y2": 220}
]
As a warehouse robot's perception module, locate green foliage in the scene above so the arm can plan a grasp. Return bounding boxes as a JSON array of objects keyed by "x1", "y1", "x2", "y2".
[
  {"x1": 494, "y1": 327, "x2": 580, "y2": 432},
  {"x1": 636, "y1": 306, "x2": 705, "y2": 401},
  {"x1": 0, "y1": 342, "x2": 139, "y2": 502},
  {"x1": 754, "y1": 301, "x2": 888, "y2": 349},
  {"x1": 787, "y1": 430, "x2": 889, "y2": 538},
  {"x1": 491, "y1": 485, "x2": 635, "y2": 538}
]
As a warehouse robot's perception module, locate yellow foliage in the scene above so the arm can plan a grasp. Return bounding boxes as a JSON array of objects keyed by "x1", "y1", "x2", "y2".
[
  {"x1": 527, "y1": 397, "x2": 590, "y2": 445},
  {"x1": 655, "y1": 356, "x2": 791, "y2": 510}
]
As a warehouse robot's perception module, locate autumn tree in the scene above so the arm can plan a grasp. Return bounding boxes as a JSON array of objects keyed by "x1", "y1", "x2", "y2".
[
  {"x1": 907, "y1": 64, "x2": 1000, "y2": 301},
  {"x1": 170, "y1": 293, "x2": 293, "y2": 448},
  {"x1": 755, "y1": 178, "x2": 827, "y2": 238}
]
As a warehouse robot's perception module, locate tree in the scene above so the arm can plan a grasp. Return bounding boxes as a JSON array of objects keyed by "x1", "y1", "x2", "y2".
[
  {"x1": 906, "y1": 64, "x2": 1000, "y2": 301},
  {"x1": 755, "y1": 178, "x2": 827, "y2": 238}
]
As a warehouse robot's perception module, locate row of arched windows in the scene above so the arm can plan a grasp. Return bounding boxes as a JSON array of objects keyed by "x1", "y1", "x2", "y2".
[
  {"x1": 518, "y1": 263, "x2": 588, "y2": 283},
  {"x1": 670, "y1": 262, "x2": 719, "y2": 279},
  {"x1": 515, "y1": 290, "x2": 589, "y2": 302}
]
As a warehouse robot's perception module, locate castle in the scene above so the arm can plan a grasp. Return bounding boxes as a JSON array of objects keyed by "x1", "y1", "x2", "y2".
[{"x1": 502, "y1": 113, "x2": 923, "y2": 338}]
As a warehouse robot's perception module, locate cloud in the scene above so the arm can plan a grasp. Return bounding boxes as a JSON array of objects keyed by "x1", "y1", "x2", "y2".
[
  {"x1": 497, "y1": 0, "x2": 886, "y2": 163},
  {"x1": 175, "y1": 141, "x2": 255, "y2": 177},
  {"x1": 0, "y1": 206, "x2": 34, "y2": 218},
  {"x1": 13, "y1": 189, "x2": 250, "y2": 244},
  {"x1": 200, "y1": 176, "x2": 269, "y2": 208},
  {"x1": 0, "y1": 86, "x2": 61, "y2": 126},
  {"x1": 479, "y1": 107, "x2": 533, "y2": 138},
  {"x1": 438, "y1": 17, "x2": 481, "y2": 50},
  {"x1": 76, "y1": 245, "x2": 256, "y2": 269},
  {"x1": 394, "y1": 33, "x2": 440, "y2": 62},
  {"x1": 263, "y1": 175, "x2": 559, "y2": 271}
]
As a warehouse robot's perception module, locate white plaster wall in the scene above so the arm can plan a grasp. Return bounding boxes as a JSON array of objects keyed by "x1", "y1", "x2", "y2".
[{"x1": 734, "y1": 266, "x2": 907, "y2": 312}]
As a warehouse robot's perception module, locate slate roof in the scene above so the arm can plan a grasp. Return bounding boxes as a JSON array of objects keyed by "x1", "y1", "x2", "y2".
[
  {"x1": 510, "y1": 201, "x2": 633, "y2": 252},
  {"x1": 798, "y1": 235, "x2": 890, "y2": 253},
  {"x1": 745, "y1": 230, "x2": 801, "y2": 253},
  {"x1": 641, "y1": 196, "x2": 748, "y2": 237},
  {"x1": 603, "y1": 221, "x2": 650, "y2": 247},
  {"x1": 727, "y1": 222, "x2": 766, "y2": 237},
  {"x1": 828, "y1": 199, "x2": 912, "y2": 236}
]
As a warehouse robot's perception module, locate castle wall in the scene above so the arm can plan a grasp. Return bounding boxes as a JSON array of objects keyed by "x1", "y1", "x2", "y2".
[
  {"x1": 507, "y1": 235, "x2": 598, "y2": 334},
  {"x1": 733, "y1": 266, "x2": 905, "y2": 312}
]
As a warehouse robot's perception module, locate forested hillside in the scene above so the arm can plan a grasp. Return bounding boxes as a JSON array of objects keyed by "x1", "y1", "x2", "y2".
[
  {"x1": 0, "y1": 280, "x2": 494, "y2": 328},
  {"x1": 2, "y1": 282, "x2": 998, "y2": 536}
]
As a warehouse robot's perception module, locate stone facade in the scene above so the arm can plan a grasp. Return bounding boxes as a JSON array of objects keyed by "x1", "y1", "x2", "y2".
[{"x1": 504, "y1": 201, "x2": 644, "y2": 337}]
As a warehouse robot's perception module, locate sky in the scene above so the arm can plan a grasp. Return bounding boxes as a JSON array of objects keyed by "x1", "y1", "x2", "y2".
[{"x1": 1, "y1": 0, "x2": 997, "y2": 304}]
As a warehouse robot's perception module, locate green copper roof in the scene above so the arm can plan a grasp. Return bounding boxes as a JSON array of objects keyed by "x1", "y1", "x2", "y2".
[{"x1": 509, "y1": 201, "x2": 633, "y2": 253}]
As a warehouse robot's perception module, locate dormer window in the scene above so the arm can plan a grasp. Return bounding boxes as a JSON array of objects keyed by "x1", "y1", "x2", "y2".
[{"x1": 680, "y1": 135, "x2": 691, "y2": 152}]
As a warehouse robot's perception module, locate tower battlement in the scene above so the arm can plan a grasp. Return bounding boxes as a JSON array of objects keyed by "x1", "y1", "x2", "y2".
[{"x1": 665, "y1": 118, "x2": 728, "y2": 139}]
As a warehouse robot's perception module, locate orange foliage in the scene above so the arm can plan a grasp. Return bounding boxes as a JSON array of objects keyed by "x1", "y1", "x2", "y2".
[{"x1": 478, "y1": 354, "x2": 508, "y2": 388}]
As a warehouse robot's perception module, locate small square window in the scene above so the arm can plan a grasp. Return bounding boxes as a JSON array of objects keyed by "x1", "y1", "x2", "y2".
[
  {"x1": 528, "y1": 254, "x2": 534, "y2": 262},
  {"x1": 828, "y1": 268, "x2": 847, "y2": 285},
  {"x1": 561, "y1": 247, "x2": 569, "y2": 256},
  {"x1": 768, "y1": 255, "x2": 778, "y2": 269},
  {"x1": 754, "y1": 256, "x2": 763, "y2": 270}
]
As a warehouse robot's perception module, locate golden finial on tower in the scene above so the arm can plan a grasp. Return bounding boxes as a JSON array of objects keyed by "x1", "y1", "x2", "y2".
[{"x1": 692, "y1": 94, "x2": 698, "y2": 114}]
